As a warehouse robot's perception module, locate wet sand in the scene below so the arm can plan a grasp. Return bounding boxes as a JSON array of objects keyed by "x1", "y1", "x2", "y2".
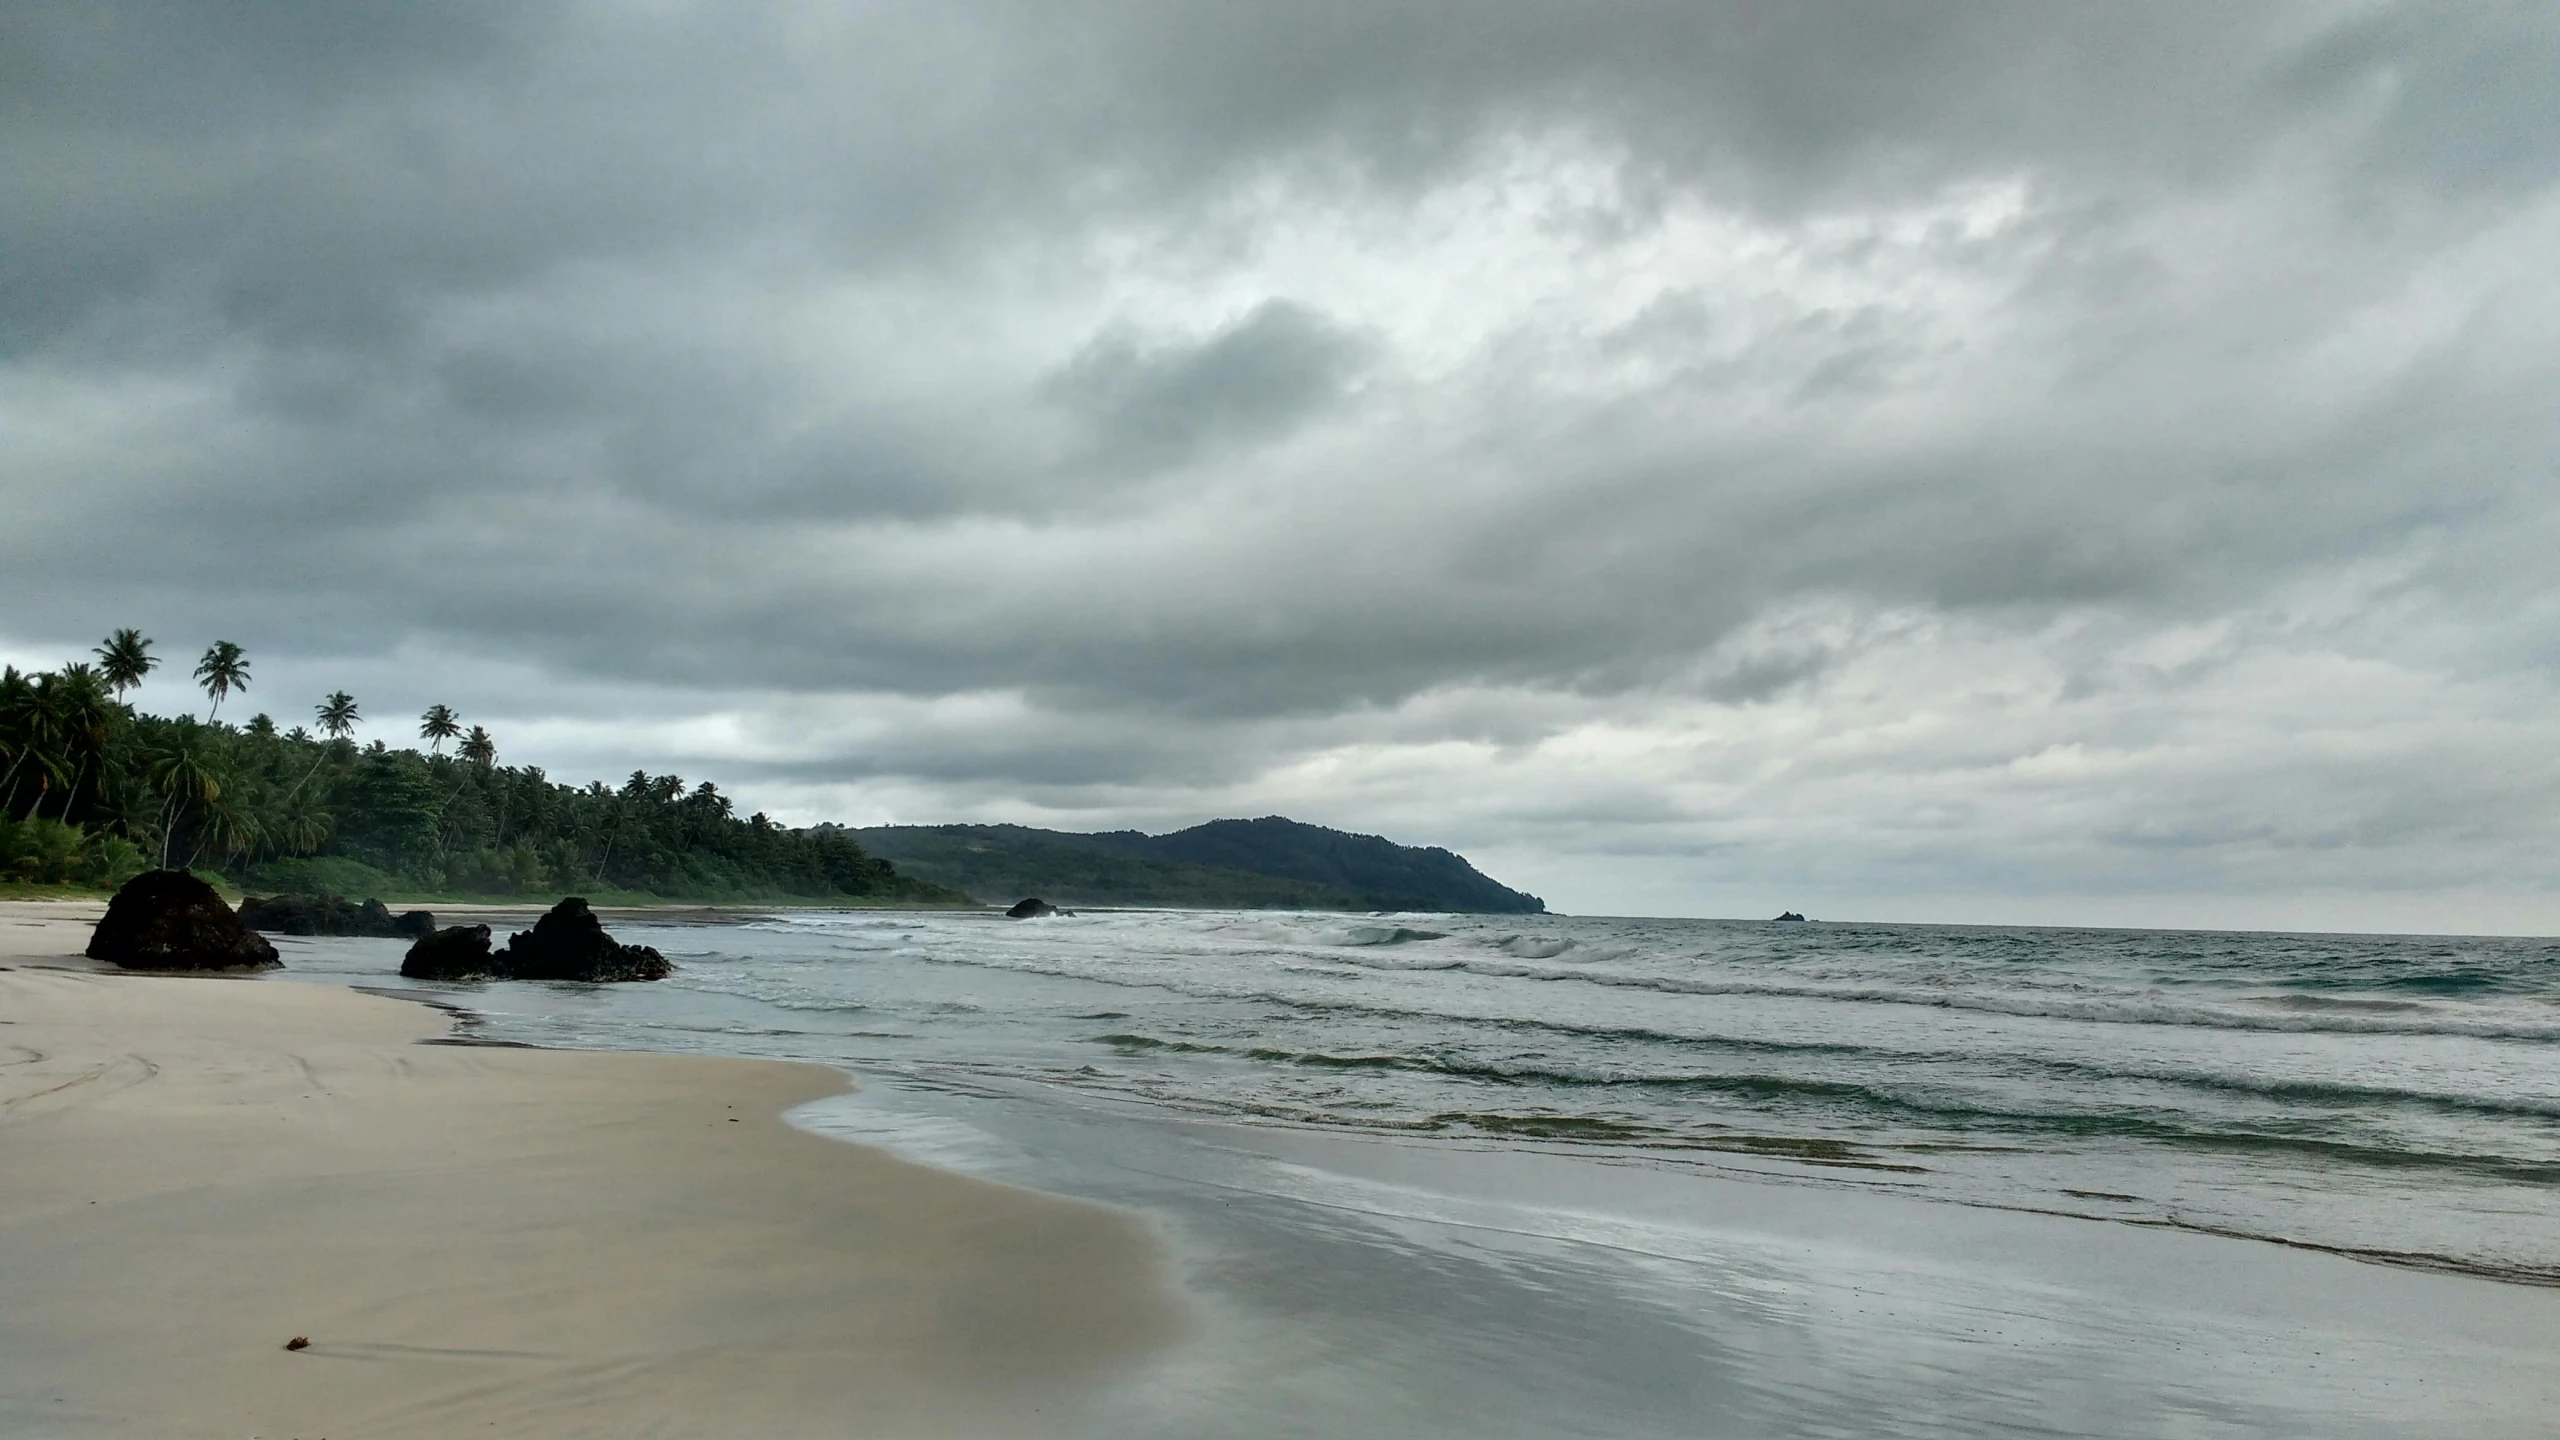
[{"x1": 0, "y1": 910, "x2": 1181, "y2": 1438}]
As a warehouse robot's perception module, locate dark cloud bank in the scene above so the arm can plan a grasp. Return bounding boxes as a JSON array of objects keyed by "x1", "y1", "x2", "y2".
[{"x1": 5, "y1": 2, "x2": 2557, "y2": 928}]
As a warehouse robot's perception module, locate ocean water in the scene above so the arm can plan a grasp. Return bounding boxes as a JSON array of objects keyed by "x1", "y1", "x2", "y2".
[{"x1": 279, "y1": 911, "x2": 2560, "y2": 1437}]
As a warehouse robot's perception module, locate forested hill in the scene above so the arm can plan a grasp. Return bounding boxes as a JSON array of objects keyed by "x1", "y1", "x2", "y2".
[{"x1": 853, "y1": 817, "x2": 1546, "y2": 913}]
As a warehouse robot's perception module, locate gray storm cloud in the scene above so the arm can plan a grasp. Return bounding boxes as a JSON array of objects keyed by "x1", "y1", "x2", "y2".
[
  {"x1": 1045, "y1": 301, "x2": 1374, "y2": 473},
  {"x1": 3, "y1": 1, "x2": 2556, "y2": 926}
]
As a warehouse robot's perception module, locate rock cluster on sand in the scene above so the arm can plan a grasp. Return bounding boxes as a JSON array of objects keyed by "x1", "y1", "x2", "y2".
[
  {"x1": 238, "y1": 893, "x2": 437, "y2": 939},
  {"x1": 86, "y1": 870, "x2": 282, "y2": 971},
  {"x1": 401, "y1": 898, "x2": 670, "y2": 983}
]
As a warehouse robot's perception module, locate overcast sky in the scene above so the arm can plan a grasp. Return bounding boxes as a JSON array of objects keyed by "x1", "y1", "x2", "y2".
[{"x1": 6, "y1": 2, "x2": 2558, "y2": 929}]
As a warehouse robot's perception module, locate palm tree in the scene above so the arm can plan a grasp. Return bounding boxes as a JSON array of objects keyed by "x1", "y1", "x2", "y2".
[
  {"x1": 145, "y1": 722, "x2": 224, "y2": 868},
  {"x1": 0, "y1": 669, "x2": 70, "y2": 818},
  {"x1": 193, "y1": 792, "x2": 262, "y2": 868},
  {"x1": 194, "y1": 641, "x2": 249, "y2": 719},
  {"x1": 267, "y1": 788, "x2": 334, "y2": 857},
  {"x1": 419, "y1": 703, "x2": 461, "y2": 755},
  {"x1": 94, "y1": 629, "x2": 156, "y2": 699},
  {"x1": 430, "y1": 726, "x2": 501, "y2": 862},
  {"x1": 0, "y1": 667, "x2": 34, "y2": 810},
  {"x1": 45, "y1": 666, "x2": 116, "y2": 822},
  {"x1": 0, "y1": 668, "x2": 20, "y2": 812},
  {"x1": 284, "y1": 690, "x2": 361, "y2": 801}
]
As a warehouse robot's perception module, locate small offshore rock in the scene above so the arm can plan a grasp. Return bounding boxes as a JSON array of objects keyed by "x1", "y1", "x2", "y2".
[
  {"x1": 1005, "y1": 897, "x2": 1057, "y2": 919},
  {"x1": 492, "y1": 898, "x2": 671, "y2": 982},
  {"x1": 1772, "y1": 911, "x2": 1807, "y2": 923},
  {"x1": 392, "y1": 909, "x2": 439, "y2": 939},
  {"x1": 86, "y1": 871, "x2": 281, "y2": 971},
  {"x1": 284, "y1": 1336, "x2": 310, "y2": 1352},
  {"x1": 400, "y1": 924, "x2": 499, "y2": 981}
]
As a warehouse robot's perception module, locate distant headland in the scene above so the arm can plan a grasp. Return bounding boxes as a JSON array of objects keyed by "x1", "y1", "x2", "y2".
[{"x1": 856, "y1": 817, "x2": 1546, "y2": 914}]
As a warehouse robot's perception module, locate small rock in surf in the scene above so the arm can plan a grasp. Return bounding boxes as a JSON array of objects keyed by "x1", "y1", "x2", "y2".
[
  {"x1": 401, "y1": 923, "x2": 500, "y2": 980},
  {"x1": 493, "y1": 898, "x2": 671, "y2": 982}
]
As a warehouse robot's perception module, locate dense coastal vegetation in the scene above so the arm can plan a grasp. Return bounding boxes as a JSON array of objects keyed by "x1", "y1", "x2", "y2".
[
  {"x1": 0, "y1": 633, "x2": 965, "y2": 904},
  {"x1": 6, "y1": 633, "x2": 1542, "y2": 912}
]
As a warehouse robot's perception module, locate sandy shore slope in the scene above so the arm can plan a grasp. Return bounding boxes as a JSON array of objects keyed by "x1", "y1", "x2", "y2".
[{"x1": 0, "y1": 913, "x2": 1181, "y2": 1439}]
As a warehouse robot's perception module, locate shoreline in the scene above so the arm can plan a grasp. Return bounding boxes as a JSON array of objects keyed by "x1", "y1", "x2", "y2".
[
  {"x1": 18, "y1": 896, "x2": 2555, "y2": 1292},
  {"x1": 0, "y1": 913, "x2": 1185, "y2": 1439},
  {"x1": 16, "y1": 905, "x2": 2560, "y2": 1435}
]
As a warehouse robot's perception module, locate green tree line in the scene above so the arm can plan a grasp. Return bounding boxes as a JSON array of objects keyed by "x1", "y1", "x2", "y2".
[{"x1": 0, "y1": 632, "x2": 964, "y2": 903}]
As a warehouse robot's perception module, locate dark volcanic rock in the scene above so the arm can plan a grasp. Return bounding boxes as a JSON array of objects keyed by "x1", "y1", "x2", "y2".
[
  {"x1": 235, "y1": 894, "x2": 313, "y2": 935},
  {"x1": 400, "y1": 924, "x2": 499, "y2": 980},
  {"x1": 492, "y1": 898, "x2": 670, "y2": 982},
  {"x1": 1005, "y1": 897, "x2": 1057, "y2": 919},
  {"x1": 1773, "y1": 911, "x2": 1807, "y2": 923},
  {"x1": 392, "y1": 909, "x2": 439, "y2": 939},
  {"x1": 239, "y1": 892, "x2": 422, "y2": 939},
  {"x1": 87, "y1": 870, "x2": 282, "y2": 971},
  {"x1": 400, "y1": 902, "x2": 667, "y2": 983}
]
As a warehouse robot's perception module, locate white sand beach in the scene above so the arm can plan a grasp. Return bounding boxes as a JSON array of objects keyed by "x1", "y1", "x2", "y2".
[{"x1": 0, "y1": 909, "x2": 1181, "y2": 1439}]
